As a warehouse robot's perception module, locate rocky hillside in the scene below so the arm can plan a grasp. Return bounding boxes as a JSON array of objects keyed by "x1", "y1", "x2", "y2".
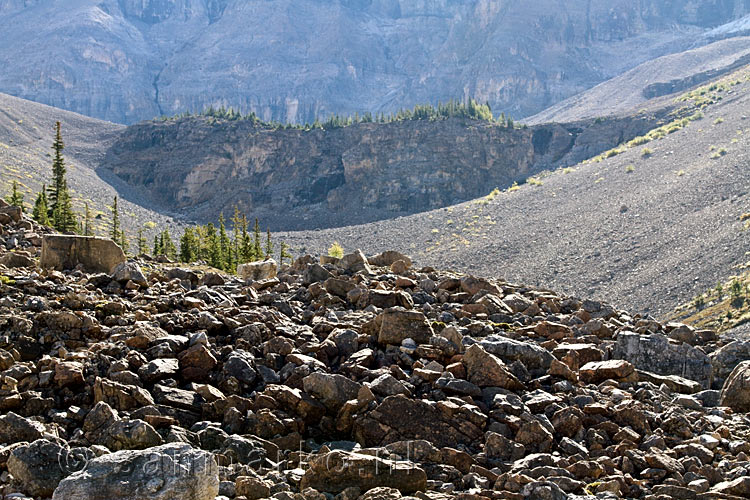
[
  {"x1": 279, "y1": 67, "x2": 750, "y2": 318},
  {"x1": 2, "y1": 0, "x2": 750, "y2": 123},
  {"x1": 104, "y1": 113, "x2": 664, "y2": 229},
  {"x1": 0, "y1": 91, "x2": 181, "y2": 238},
  {"x1": 6, "y1": 199, "x2": 750, "y2": 499},
  {"x1": 526, "y1": 36, "x2": 750, "y2": 125}
]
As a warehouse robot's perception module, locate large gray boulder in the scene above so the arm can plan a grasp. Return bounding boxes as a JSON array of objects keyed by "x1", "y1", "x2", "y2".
[
  {"x1": 303, "y1": 372, "x2": 362, "y2": 411},
  {"x1": 238, "y1": 259, "x2": 277, "y2": 281},
  {"x1": 710, "y1": 341, "x2": 750, "y2": 384},
  {"x1": 8, "y1": 439, "x2": 70, "y2": 497},
  {"x1": 720, "y1": 360, "x2": 750, "y2": 412},
  {"x1": 612, "y1": 332, "x2": 713, "y2": 387},
  {"x1": 479, "y1": 336, "x2": 554, "y2": 370},
  {"x1": 52, "y1": 443, "x2": 219, "y2": 500},
  {"x1": 40, "y1": 235, "x2": 126, "y2": 274},
  {"x1": 300, "y1": 450, "x2": 426, "y2": 494}
]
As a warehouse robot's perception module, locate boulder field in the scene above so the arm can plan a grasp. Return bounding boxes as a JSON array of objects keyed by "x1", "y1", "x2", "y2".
[{"x1": 2, "y1": 201, "x2": 750, "y2": 499}]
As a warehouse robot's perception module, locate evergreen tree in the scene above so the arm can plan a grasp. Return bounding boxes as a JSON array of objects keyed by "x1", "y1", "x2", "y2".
[
  {"x1": 218, "y1": 213, "x2": 232, "y2": 271},
  {"x1": 239, "y1": 214, "x2": 252, "y2": 263},
  {"x1": 265, "y1": 228, "x2": 274, "y2": 259},
  {"x1": 160, "y1": 230, "x2": 177, "y2": 259},
  {"x1": 179, "y1": 227, "x2": 198, "y2": 263},
  {"x1": 120, "y1": 229, "x2": 129, "y2": 255},
  {"x1": 137, "y1": 228, "x2": 148, "y2": 255},
  {"x1": 7, "y1": 181, "x2": 24, "y2": 211},
  {"x1": 279, "y1": 241, "x2": 293, "y2": 266},
  {"x1": 253, "y1": 218, "x2": 262, "y2": 261},
  {"x1": 49, "y1": 122, "x2": 77, "y2": 232},
  {"x1": 83, "y1": 203, "x2": 93, "y2": 236},
  {"x1": 32, "y1": 186, "x2": 50, "y2": 226},
  {"x1": 230, "y1": 206, "x2": 243, "y2": 266},
  {"x1": 110, "y1": 196, "x2": 121, "y2": 242},
  {"x1": 153, "y1": 235, "x2": 161, "y2": 256},
  {"x1": 204, "y1": 223, "x2": 221, "y2": 268}
]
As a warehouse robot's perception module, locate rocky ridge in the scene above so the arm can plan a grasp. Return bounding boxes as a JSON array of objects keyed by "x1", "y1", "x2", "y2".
[
  {"x1": 4, "y1": 201, "x2": 750, "y2": 499},
  {"x1": 104, "y1": 113, "x2": 663, "y2": 228}
]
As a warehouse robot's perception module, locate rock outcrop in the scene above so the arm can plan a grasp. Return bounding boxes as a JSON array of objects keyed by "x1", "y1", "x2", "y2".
[{"x1": 105, "y1": 113, "x2": 663, "y2": 227}]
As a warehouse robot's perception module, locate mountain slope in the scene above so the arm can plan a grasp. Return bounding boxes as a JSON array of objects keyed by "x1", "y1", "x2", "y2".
[
  {"x1": 278, "y1": 68, "x2": 750, "y2": 318},
  {"x1": 0, "y1": 92, "x2": 178, "y2": 237},
  {"x1": 526, "y1": 36, "x2": 750, "y2": 124},
  {"x1": 2, "y1": 0, "x2": 750, "y2": 123}
]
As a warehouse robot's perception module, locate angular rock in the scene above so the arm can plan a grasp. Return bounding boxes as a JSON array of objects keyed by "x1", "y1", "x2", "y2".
[
  {"x1": 613, "y1": 332, "x2": 712, "y2": 387},
  {"x1": 338, "y1": 250, "x2": 373, "y2": 274},
  {"x1": 94, "y1": 377, "x2": 155, "y2": 411},
  {"x1": 300, "y1": 450, "x2": 426, "y2": 494},
  {"x1": 52, "y1": 443, "x2": 219, "y2": 500},
  {"x1": 8, "y1": 439, "x2": 68, "y2": 497},
  {"x1": 580, "y1": 360, "x2": 635, "y2": 384},
  {"x1": 40, "y1": 235, "x2": 126, "y2": 273},
  {"x1": 479, "y1": 336, "x2": 555, "y2": 370},
  {"x1": 238, "y1": 259, "x2": 277, "y2": 281},
  {"x1": 303, "y1": 372, "x2": 362, "y2": 411},
  {"x1": 377, "y1": 308, "x2": 433, "y2": 345},
  {"x1": 0, "y1": 252, "x2": 36, "y2": 268},
  {"x1": 462, "y1": 344, "x2": 524, "y2": 389},
  {"x1": 353, "y1": 395, "x2": 483, "y2": 448},
  {"x1": 720, "y1": 360, "x2": 750, "y2": 412},
  {"x1": 368, "y1": 250, "x2": 412, "y2": 269},
  {"x1": 111, "y1": 261, "x2": 147, "y2": 286}
]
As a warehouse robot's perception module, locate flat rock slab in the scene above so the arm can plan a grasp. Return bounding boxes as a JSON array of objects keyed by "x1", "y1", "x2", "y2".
[{"x1": 41, "y1": 235, "x2": 125, "y2": 274}]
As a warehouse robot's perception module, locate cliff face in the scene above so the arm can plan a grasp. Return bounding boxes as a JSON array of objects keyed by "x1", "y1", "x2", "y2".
[
  {"x1": 103, "y1": 115, "x2": 661, "y2": 229},
  {"x1": 1, "y1": 0, "x2": 750, "y2": 124}
]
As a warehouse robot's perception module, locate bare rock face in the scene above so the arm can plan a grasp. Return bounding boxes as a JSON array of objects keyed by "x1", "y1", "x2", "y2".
[
  {"x1": 40, "y1": 235, "x2": 126, "y2": 274},
  {"x1": 52, "y1": 443, "x2": 219, "y2": 500},
  {"x1": 105, "y1": 114, "x2": 662, "y2": 228}
]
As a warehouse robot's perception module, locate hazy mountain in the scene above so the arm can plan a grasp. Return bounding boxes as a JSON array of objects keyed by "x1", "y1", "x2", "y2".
[{"x1": 2, "y1": 0, "x2": 750, "y2": 124}]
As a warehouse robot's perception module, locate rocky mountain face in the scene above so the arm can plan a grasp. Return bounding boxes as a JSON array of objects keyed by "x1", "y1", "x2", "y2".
[
  {"x1": 4, "y1": 201, "x2": 750, "y2": 499},
  {"x1": 2, "y1": 0, "x2": 750, "y2": 124},
  {"x1": 104, "y1": 114, "x2": 663, "y2": 228}
]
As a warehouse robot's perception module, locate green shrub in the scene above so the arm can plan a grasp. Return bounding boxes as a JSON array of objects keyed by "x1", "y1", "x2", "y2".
[{"x1": 328, "y1": 241, "x2": 344, "y2": 259}]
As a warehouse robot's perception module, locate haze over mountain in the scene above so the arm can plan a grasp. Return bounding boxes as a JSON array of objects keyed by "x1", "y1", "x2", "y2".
[{"x1": 2, "y1": 0, "x2": 750, "y2": 124}]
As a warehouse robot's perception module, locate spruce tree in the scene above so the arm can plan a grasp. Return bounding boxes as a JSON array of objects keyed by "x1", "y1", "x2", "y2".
[
  {"x1": 230, "y1": 206, "x2": 243, "y2": 266},
  {"x1": 8, "y1": 181, "x2": 24, "y2": 211},
  {"x1": 239, "y1": 214, "x2": 252, "y2": 263},
  {"x1": 110, "y1": 196, "x2": 121, "y2": 242},
  {"x1": 153, "y1": 235, "x2": 161, "y2": 256},
  {"x1": 160, "y1": 230, "x2": 177, "y2": 259},
  {"x1": 205, "y1": 223, "x2": 221, "y2": 268},
  {"x1": 252, "y1": 218, "x2": 262, "y2": 261},
  {"x1": 279, "y1": 241, "x2": 292, "y2": 266},
  {"x1": 265, "y1": 228, "x2": 274, "y2": 259},
  {"x1": 218, "y1": 213, "x2": 232, "y2": 271},
  {"x1": 83, "y1": 203, "x2": 93, "y2": 236},
  {"x1": 180, "y1": 227, "x2": 198, "y2": 263},
  {"x1": 120, "y1": 229, "x2": 129, "y2": 255},
  {"x1": 137, "y1": 228, "x2": 147, "y2": 255},
  {"x1": 32, "y1": 186, "x2": 50, "y2": 226},
  {"x1": 49, "y1": 122, "x2": 77, "y2": 232}
]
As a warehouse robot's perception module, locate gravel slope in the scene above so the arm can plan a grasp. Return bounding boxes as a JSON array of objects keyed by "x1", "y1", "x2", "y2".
[
  {"x1": 0, "y1": 92, "x2": 182, "y2": 239},
  {"x1": 280, "y1": 69, "x2": 750, "y2": 318},
  {"x1": 526, "y1": 37, "x2": 750, "y2": 125}
]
